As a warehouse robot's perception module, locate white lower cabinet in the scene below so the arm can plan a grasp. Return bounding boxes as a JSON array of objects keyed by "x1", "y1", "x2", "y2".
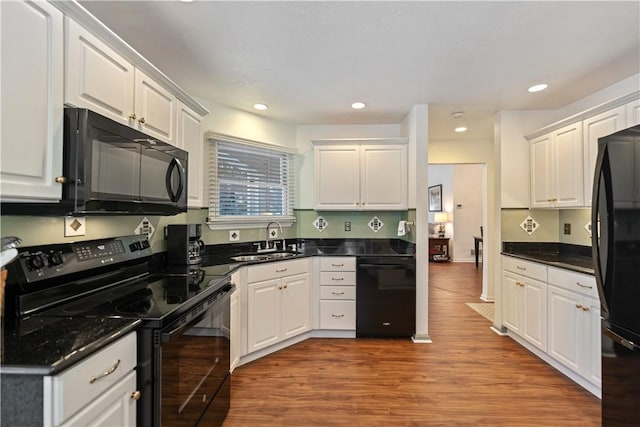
[
  {"x1": 318, "y1": 257, "x2": 356, "y2": 330},
  {"x1": 501, "y1": 268, "x2": 547, "y2": 352},
  {"x1": 547, "y1": 268, "x2": 601, "y2": 387},
  {"x1": 246, "y1": 258, "x2": 311, "y2": 353},
  {"x1": 44, "y1": 332, "x2": 138, "y2": 427},
  {"x1": 502, "y1": 255, "x2": 601, "y2": 396}
]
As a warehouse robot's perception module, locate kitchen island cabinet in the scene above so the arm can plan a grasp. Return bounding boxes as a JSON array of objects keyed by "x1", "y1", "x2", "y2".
[
  {"x1": 312, "y1": 139, "x2": 408, "y2": 210},
  {"x1": 0, "y1": 0, "x2": 64, "y2": 203}
]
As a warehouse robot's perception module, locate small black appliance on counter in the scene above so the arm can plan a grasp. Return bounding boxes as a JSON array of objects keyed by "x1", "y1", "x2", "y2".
[{"x1": 166, "y1": 224, "x2": 205, "y2": 265}]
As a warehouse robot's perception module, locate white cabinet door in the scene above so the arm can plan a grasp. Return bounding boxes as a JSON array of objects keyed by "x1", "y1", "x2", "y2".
[
  {"x1": 627, "y1": 99, "x2": 640, "y2": 127},
  {"x1": 582, "y1": 106, "x2": 626, "y2": 206},
  {"x1": 523, "y1": 279, "x2": 547, "y2": 352},
  {"x1": 65, "y1": 17, "x2": 135, "y2": 126},
  {"x1": 230, "y1": 288, "x2": 240, "y2": 372},
  {"x1": 530, "y1": 134, "x2": 553, "y2": 208},
  {"x1": 547, "y1": 285, "x2": 582, "y2": 373},
  {"x1": 60, "y1": 371, "x2": 137, "y2": 427},
  {"x1": 1, "y1": 0, "x2": 63, "y2": 202},
  {"x1": 314, "y1": 145, "x2": 360, "y2": 210},
  {"x1": 176, "y1": 101, "x2": 204, "y2": 207},
  {"x1": 502, "y1": 271, "x2": 524, "y2": 334},
  {"x1": 281, "y1": 273, "x2": 310, "y2": 340},
  {"x1": 360, "y1": 145, "x2": 408, "y2": 209},
  {"x1": 553, "y1": 122, "x2": 584, "y2": 207},
  {"x1": 247, "y1": 278, "x2": 282, "y2": 353},
  {"x1": 134, "y1": 69, "x2": 176, "y2": 144}
]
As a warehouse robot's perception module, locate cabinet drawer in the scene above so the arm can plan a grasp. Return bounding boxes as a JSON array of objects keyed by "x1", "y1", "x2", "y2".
[
  {"x1": 320, "y1": 286, "x2": 356, "y2": 300},
  {"x1": 319, "y1": 271, "x2": 356, "y2": 286},
  {"x1": 502, "y1": 256, "x2": 547, "y2": 282},
  {"x1": 319, "y1": 257, "x2": 356, "y2": 271},
  {"x1": 320, "y1": 300, "x2": 356, "y2": 330},
  {"x1": 548, "y1": 267, "x2": 598, "y2": 299},
  {"x1": 50, "y1": 332, "x2": 136, "y2": 424},
  {"x1": 247, "y1": 258, "x2": 309, "y2": 282}
]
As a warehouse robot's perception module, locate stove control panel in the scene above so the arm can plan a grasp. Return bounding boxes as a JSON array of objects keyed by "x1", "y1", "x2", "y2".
[{"x1": 17, "y1": 235, "x2": 153, "y2": 283}]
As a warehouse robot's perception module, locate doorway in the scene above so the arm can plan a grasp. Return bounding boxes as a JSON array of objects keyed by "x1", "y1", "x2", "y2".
[{"x1": 428, "y1": 163, "x2": 490, "y2": 301}]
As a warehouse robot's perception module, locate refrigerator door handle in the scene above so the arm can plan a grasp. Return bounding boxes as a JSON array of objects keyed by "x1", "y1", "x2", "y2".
[{"x1": 604, "y1": 327, "x2": 640, "y2": 352}]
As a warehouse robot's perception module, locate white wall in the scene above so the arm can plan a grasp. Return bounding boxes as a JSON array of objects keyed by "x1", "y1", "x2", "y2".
[
  {"x1": 452, "y1": 164, "x2": 484, "y2": 262},
  {"x1": 197, "y1": 98, "x2": 298, "y2": 150},
  {"x1": 427, "y1": 164, "x2": 453, "y2": 233}
]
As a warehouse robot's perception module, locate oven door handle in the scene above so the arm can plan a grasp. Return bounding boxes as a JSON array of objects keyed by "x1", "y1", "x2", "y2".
[{"x1": 161, "y1": 310, "x2": 210, "y2": 343}]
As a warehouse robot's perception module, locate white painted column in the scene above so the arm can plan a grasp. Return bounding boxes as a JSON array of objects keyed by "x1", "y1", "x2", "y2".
[{"x1": 404, "y1": 104, "x2": 431, "y2": 343}]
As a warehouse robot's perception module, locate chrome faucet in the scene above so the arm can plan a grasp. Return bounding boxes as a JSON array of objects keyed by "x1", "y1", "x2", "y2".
[{"x1": 265, "y1": 221, "x2": 284, "y2": 251}]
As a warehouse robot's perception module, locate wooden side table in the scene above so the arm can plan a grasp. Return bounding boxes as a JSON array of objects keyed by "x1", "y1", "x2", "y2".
[{"x1": 428, "y1": 237, "x2": 450, "y2": 262}]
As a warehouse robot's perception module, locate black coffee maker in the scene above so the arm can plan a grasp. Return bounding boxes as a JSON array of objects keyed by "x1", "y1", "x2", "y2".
[{"x1": 165, "y1": 224, "x2": 205, "y2": 265}]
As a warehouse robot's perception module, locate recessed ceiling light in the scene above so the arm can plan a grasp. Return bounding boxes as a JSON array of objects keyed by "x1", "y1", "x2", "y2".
[
  {"x1": 351, "y1": 102, "x2": 366, "y2": 110},
  {"x1": 528, "y1": 83, "x2": 548, "y2": 93},
  {"x1": 253, "y1": 103, "x2": 268, "y2": 111},
  {"x1": 454, "y1": 126, "x2": 468, "y2": 133}
]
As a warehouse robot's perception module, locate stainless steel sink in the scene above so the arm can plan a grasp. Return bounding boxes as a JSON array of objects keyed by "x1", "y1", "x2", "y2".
[
  {"x1": 267, "y1": 251, "x2": 299, "y2": 259},
  {"x1": 231, "y1": 252, "x2": 300, "y2": 262},
  {"x1": 231, "y1": 254, "x2": 272, "y2": 262}
]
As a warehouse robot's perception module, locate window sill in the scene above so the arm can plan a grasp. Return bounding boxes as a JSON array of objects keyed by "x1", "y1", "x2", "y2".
[{"x1": 206, "y1": 217, "x2": 295, "y2": 230}]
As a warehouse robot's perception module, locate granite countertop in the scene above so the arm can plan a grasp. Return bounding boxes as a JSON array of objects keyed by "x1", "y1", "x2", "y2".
[
  {"x1": 502, "y1": 242, "x2": 594, "y2": 275},
  {"x1": 1, "y1": 317, "x2": 140, "y2": 376}
]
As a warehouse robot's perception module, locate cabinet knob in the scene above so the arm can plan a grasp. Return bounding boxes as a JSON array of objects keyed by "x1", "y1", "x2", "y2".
[
  {"x1": 139, "y1": 117, "x2": 146, "y2": 124},
  {"x1": 576, "y1": 304, "x2": 583, "y2": 309},
  {"x1": 129, "y1": 113, "x2": 136, "y2": 121},
  {"x1": 582, "y1": 306, "x2": 590, "y2": 312},
  {"x1": 278, "y1": 285, "x2": 283, "y2": 290},
  {"x1": 283, "y1": 284, "x2": 288, "y2": 289},
  {"x1": 55, "y1": 176, "x2": 67, "y2": 184},
  {"x1": 130, "y1": 390, "x2": 141, "y2": 401}
]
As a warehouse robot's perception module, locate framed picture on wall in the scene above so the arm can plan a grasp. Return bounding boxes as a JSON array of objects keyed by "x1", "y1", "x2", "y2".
[{"x1": 428, "y1": 184, "x2": 442, "y2": 212}]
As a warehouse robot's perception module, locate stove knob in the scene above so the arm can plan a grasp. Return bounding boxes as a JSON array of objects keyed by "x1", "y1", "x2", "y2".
[
  {"x1": 129, "y1": 242, "x2": 141, "y2": 252},
  {"x1": 48, "y1": 251, "x2": 64, "y2": 267},
  {"x1": 26, "y1": 254, "x2": 46, "y2": 270}
]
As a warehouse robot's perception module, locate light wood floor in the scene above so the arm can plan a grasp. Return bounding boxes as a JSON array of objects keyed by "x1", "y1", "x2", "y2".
[{"x1": 223, "y1": 262, "x2": 600, "y2": 426}]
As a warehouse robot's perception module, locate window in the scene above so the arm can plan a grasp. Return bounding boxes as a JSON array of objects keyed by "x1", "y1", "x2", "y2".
[{"x1": 208, "y1": 136, "x2": 296, "y2": 228}]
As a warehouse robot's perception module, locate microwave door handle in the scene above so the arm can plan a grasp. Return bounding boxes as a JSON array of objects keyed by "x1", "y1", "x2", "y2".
[{"x1": 165, "y1": 158, "x2": 185, "y2": 202}]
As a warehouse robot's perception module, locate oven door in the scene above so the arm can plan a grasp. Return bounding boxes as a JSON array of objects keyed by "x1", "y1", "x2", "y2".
[{"x1": 158, "y1": 290, "x2": 231, "y2": 427}]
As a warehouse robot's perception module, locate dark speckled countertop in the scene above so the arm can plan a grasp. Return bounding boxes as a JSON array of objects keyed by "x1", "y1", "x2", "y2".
[
  {"x1": 502, "y1": 242, "x2": 594, "y2": 275},
  {"x1": 1, "y1": 317, "x2": 140, "y2": 375}
]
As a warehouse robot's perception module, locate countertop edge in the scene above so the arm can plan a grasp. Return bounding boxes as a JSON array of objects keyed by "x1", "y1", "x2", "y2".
[{"x1": 501, "y1": 252, "x2": 594, "y2": 276}]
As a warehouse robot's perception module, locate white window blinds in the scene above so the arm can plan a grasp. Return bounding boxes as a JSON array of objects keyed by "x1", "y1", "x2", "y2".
[{"x1": 208, "y1": 139, "x2": 296, "y2": 224}]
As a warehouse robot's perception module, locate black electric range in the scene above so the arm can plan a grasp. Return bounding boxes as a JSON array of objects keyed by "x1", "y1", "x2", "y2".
[{"x1": 3, "y1": 235, "x2": 236, "y2": 427}]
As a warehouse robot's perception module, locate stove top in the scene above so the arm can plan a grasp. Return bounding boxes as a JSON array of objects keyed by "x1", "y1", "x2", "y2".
[{"x1": 5, "y1": 235, "x2": 234, "y2": 330}]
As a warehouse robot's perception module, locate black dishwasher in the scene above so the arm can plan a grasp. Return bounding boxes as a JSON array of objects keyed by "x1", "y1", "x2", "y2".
[{"x1": 356, "y1": 256, "x2": 416, "y2": 337}]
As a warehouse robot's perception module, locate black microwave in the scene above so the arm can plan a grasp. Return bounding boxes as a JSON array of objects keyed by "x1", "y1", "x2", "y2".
[{"x1": 3, "y1": 108, "x2": 188, "y2": 216}]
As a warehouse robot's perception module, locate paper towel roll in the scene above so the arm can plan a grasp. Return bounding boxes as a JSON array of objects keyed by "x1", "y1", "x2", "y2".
[{"x1": 397, "y1": 220, "x2": 407, "y2": 237}]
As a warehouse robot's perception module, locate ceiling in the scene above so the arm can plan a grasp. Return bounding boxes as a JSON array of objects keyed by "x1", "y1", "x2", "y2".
[{"x1": 78, "y1": 1, "x2": 640, "y2": 141}]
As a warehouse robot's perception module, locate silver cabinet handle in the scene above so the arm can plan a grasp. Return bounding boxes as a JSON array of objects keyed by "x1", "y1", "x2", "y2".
[
  {"x1": 331, "y1": 314, "x2": 344, "y2": 318},
  {"x1": 276, "y1": 268, "x2": 288, "y2": 273},
  {"x1": 331, "y1": 263, "x2": 344, "y2": 267},
  {"x1": 516, "y1": 266, "x2": 526, "y2": 271},
  {"x1": 332, "y1": 277, "x2": 344, "y2": 281},
  {"x1": 89, "y1": 359, "x2": 121, "y2": 384},
  {"x1": 576, "y1": 282, "x2": 593, "y2": 289},
  {"x1": 331, "y1": 291, "x2": 345, "y2": 296}
]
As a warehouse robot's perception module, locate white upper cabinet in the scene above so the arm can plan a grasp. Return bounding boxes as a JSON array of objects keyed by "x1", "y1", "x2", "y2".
[
  {"x1": 133, "y1": 69, "x2": 176, "y2": 144},
  {"x1": 626, "y1": 99, "x2": 640, "y2": 127},
  {"x1": 64, "y1": 17, "x2": 134, "y2": 126},
  {"x1": 1, "y1": 0, "x2": 64, "y2": 202},
  {"x1": 176, "y1": 101, "x2": 204, "y2": 207},
  {"x1": 65, "y1": 17, "x2": 180, "y2": 145},
  {"x1": 582, "y1": 106, "x2": 626, "y2": 206},
  {"x1": 313, "y1": 139, "x2": 408, "y2": 210},
  {"x1": 530, "y1": 122, "x2": 583, "y2": 208}
]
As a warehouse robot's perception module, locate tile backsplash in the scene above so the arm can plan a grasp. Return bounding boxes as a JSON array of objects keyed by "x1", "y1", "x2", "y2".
[{"x1": 501, "y1": 208, "x2": 592, "y2": 247}]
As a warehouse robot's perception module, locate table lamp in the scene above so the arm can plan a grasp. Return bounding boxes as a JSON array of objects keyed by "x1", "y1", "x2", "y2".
[{"x1": 434, "y1": 212, "x2": 448, "y2": 237}]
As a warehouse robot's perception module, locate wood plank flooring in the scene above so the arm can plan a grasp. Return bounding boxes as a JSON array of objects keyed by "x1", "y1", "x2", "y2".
[{"x1": 223, "y1": 262, "x2": 600, "y2": 426}]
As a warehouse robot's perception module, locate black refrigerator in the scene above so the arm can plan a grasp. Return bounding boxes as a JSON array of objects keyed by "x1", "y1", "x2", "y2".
[{"x1": 592, "y1": 125, "x2": 640, "y2": 426}]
